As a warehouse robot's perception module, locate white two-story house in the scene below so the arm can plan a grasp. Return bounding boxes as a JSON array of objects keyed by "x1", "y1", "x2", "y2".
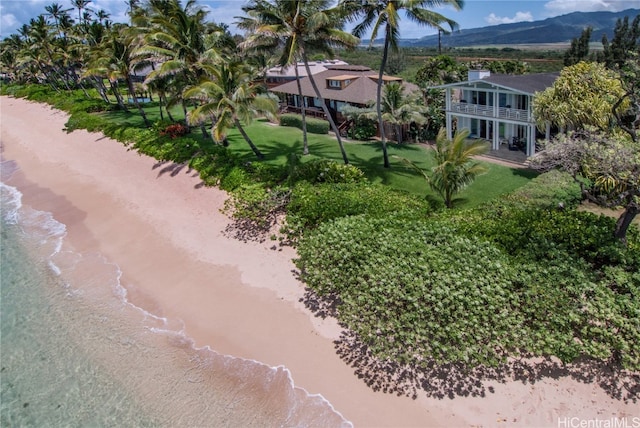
[{"x1": 432, "y1": 70, "x2": 559, "y2": 157}]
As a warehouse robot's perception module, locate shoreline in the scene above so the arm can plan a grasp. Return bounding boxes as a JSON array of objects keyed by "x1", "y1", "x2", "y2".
[{"x1": 2, "y1": 96, "x2": 637, "y2": 427}]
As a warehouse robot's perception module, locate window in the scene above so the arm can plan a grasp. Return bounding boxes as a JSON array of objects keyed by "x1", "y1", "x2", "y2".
[{"x1": 328, "y1": 80, "x2": 341, "y2": 88}]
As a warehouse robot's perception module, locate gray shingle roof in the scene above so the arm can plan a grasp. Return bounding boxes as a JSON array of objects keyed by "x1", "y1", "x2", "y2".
[
  {"x1": 429, "y1": 72, "x2": 560, "y2": 95},
  {"x1": 482, "y1": 72, "x2": 560, "y2": 94}
]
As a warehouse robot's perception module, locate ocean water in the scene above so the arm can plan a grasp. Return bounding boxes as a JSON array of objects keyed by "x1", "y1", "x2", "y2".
[{"x1": 0, "y1": 162, "x2": 350, "y2": 427}]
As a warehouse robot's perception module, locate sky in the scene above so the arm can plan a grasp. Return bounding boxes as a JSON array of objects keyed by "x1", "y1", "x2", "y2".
[{"x1": 1, "y1": 0, "x2": 638, "y2": 40}]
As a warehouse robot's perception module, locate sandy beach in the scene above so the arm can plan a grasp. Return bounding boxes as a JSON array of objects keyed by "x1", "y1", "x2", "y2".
[{"x1": 1, "y1": 96, "x2": 637, "y2": 427}]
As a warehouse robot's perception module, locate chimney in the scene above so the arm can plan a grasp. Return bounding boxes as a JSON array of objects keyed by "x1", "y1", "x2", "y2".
[{"x1": 468, "y1": 70, "x2": 490, "y2": 81}]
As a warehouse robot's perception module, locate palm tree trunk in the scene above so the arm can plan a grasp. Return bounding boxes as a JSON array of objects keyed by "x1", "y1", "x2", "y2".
[
  {"x1": 378, "y1": 25, "x2": 391, "y2": 168},
  {"x1": 181, "y1": 100, "x2": 189, "y2": 128},
  {"x1": 111, "y1": 81, "x2": 129, "y2": 112},
  {"x1": 396, "y1": 124, "x2": 402, "y2": 144},
  {"x1": 200, "y1": 124, "x2": 210, "y2": 140},
  {"x1": 94, "y1": 77, "x2": 110, "y2": 103},
  {"x1": 294, "y1": 63, "x2": 309, "y2": 155},
  {"x1": 234, "y1": 118, "x2": 264, "y2": 160},
  {"x1": 126, "y1": 76, "x2": 150, "y2": 127},
  {"x1": 163, "y1": 94, "x2": 175, "y2": 121},
  {"x1": 615, "y1": 203, "x2": 638, "y2": 244},
  {"x1": 300, "y1": 50, "x2": 349, "y2": 165}
]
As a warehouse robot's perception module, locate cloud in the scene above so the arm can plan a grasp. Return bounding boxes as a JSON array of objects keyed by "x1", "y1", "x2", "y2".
[
  {"x1": 1, "y1": 12, "x2": 17, "y2": 29},
  {"x1": 485, "y1": 11, "x2": 534, "y2": 25},
  {"x1": 544, "y1": 0, "x2": 639, "y2": 15}
]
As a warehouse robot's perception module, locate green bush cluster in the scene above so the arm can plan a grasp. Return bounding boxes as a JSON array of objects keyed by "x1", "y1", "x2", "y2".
[
  {"x1": 223, "y1": 184, "x2": 291, "y2": 229},
  {"x1": 285, "y1": 182, "x2": 428, "y2": 237},
  {"x1": 446, "y1": 204, "x2": 639, "y2": 270},
  {"x1": 296, "y1": 215, "x2": 640, "y2": 369},
  {"x1": 279, "y1": 114, "x2": 329, "y2": 134},
  {"x1": 507, "y1": 169, "x2": 582, "y2": 209},
  {"x1": 347, "y1": 116, "x2": 377, "y2": 140},
  {"x1": 288, "y1": 158, "x2": 366, "y2": 185}
]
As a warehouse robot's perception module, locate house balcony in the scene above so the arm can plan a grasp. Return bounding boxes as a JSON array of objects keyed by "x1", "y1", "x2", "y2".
[
  {"x1": 450, "y1": 102, "x2": 531, "y2": 122},
  {"x1": 280, "y1": 105, "x2": 327, "y2": 119}
]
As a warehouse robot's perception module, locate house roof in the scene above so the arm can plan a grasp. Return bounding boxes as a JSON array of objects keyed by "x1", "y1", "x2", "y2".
[
  {"x1": 266, "y1": 60, "x2": 348, "y2": 78},
  {"x1": 430, "y1": 72, "x2": 559, "y2": 95},
  {"x1": 483, "y1": 72, "x2": 560, "y2": 94},
  {"x1": 270, "y1": 66, "x2": 420, "y2": 105}
]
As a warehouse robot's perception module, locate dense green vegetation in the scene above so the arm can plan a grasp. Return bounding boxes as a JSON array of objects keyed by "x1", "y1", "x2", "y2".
[
  {"x1": 296, "y1": 177, "x2": 640, "y2": 370},
  {"x1": 337, "y1": 46, "x2": 566, "y2": 80},
  {"x1": 4, "y1": 81, "x2": 638, "y2": 376}
]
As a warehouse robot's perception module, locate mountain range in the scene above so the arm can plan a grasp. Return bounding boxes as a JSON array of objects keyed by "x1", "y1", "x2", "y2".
[{"x1": 396, "y1": 9, "x2": 639, "y2": 47}]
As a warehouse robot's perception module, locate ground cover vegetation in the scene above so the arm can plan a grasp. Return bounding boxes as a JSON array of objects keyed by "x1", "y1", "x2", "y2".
[{"x1": 1, "y1": 0, "x2": 638, "y2": 398}]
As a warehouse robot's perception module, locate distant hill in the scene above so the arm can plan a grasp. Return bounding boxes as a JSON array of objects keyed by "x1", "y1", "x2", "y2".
[{"x1": 396, "y1": 9, "x2": 639, "y2": 47}]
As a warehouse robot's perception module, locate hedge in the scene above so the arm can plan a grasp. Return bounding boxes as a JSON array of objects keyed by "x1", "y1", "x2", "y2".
[{"x1": 279, "y1": 113, "x2": 329, "y2": 134}]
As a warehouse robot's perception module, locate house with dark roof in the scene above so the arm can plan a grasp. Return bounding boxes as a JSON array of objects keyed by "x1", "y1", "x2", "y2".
[
  {"x1": 431, "y1": 70, "x2": 559, "y2": 157},
  {"x1": 270, "y1": 64, "x2": 420, "y2": 132}
]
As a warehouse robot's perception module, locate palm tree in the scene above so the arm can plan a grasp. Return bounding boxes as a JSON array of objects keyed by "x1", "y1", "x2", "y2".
[
  {"x1": 72, "y1": 0, "x2": 92, "y2": 25},
  {"x1": 95, "y1": 9, "x2": 110, "y2": 25},
  {"x1": 427, "y1": 128, "x2": 487, "y2": 208},
  {"x1": 369, "y1": 81, "x2": 427, "y2": 143},
  {"x1": 27, "y1": 15, "x2": 73, "y2": 90},
  {"x1": 184, "y1": 58, "x2": 278, "y2": 159},
  {"x1": 136, "y1": 0, "x2": 212, "y2": 132},
  {"x1": 125, "y1": 0, "x2": 141, "y2": 22},
  {"x1": 238, "y1": 0, "x2": 359, "y2": 164},
  {"x1": 339, "y1": 0, "x2": 463, "y2": 168},
  {"x1": 44, "y1": 3, "x2": 73, "y2": 37}
]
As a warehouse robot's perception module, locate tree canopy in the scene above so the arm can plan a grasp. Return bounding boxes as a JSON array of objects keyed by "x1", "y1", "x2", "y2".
[{"x1": 533, "y1": 61, "x2": 627, "y2": 132}]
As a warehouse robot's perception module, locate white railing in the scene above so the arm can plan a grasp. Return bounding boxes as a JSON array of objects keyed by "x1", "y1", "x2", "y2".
[{"x1": 451, "y1": 103, "x2": 530, "y2": 121}]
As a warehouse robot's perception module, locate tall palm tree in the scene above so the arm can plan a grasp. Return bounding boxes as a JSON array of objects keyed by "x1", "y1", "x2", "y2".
[
  {"x1": 72, "y1": 0, "x2": 92, "y2": 25},
  {"x1": 339, "y1": 0, "x2": 463, "y2": 168},
  {"x1": 28, "y1": 15, "x2": 73, "y2": 90},
  {"x1": 184, "y1": 58, "x2": 278, "y2": 159},
  {"x1": 136, "y1": 0, "x2": 211, "y2": 131},
  {"x1": 95, "y1": 9, "x2": 110, "y2": 25},
  {"x1": 238, "y1": 0, "x2": 359, "y2": 164},
  {"x1": 125, "y1": 0, "x2": 141, "y2": 22},
  {"x1": 44, "y1": 3, "x2": 73, "y2": 37}
]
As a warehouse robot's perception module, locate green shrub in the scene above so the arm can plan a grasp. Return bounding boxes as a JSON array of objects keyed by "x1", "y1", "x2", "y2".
[
  {"x1": 348, "y1": 116, "x2": 377, "y2": 140},
  {"x1": 220, "y1": 166, "x2": 249, "y2": 191},
  {"x1": 285, "y1": 182, "x2": 428, "y2": 236},
  {"x1": 279, "y1": 114, "x2": 329, "y2": 134},
  {"x1": 288, "y1": 158, "x2": 366, "y2": 185},
  {"x1": 507, "y1": 169, "x2": 582, "y2": 209},
  {"x1": 223, "y1": 184, "x2": 291, "y2": 230},
  {"x1": 296, "y1": 215, "x2": 640, "y2": 369},
  {"x1": 447, "y1": 204, "x2": 639, "y2": 270},
  {"x1": 63, "y1": 111, "x2": 110, "y2": 133}
]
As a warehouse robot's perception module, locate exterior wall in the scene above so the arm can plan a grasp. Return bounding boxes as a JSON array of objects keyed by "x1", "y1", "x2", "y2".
[{"x1": 443, "y1": 85, "x2": 539, "y2": 157}]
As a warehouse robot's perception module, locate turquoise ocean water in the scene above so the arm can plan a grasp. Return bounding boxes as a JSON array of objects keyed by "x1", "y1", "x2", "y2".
[{"x1": 0, "y1": 160, "x2": 350, "y2": 427}]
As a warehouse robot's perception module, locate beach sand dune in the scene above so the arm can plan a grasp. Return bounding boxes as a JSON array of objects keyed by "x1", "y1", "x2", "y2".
[{"x1": 1, "y1": 96, "x2": 636, "y2": 427}]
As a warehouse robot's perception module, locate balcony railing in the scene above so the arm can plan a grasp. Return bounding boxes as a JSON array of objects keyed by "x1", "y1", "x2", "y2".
[
  {"x1": 451, "y1": 102, "x2": 531, "y2": 122},
  {"x1": 280, "y1": 105, "x2": 327, "y2": 119}
]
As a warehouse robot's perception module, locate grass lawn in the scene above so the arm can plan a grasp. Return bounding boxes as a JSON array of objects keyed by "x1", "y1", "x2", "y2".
[{"x1": 102, "y1": 105, "x2": 536, "y2": 209}]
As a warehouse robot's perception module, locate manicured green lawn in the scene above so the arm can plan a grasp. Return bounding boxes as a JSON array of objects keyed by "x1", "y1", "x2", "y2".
[
  {"x1": 102, "y1": 105, "x2": 536, "y2": 208},
  {"x1": 221, "y1": 120, "x2": 537, "y2": 207}
]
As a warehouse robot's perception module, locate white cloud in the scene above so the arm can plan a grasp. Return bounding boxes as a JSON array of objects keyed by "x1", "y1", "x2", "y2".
[
  {"x1": 485, "y1": 11, "x2": 534, "y2": 25},
  {"x1": 1, "y1": 12, "x2": 17, "y2": 29},
  {"x1": 544, "y1": 0, "x2": 639, "y2": 15}
]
